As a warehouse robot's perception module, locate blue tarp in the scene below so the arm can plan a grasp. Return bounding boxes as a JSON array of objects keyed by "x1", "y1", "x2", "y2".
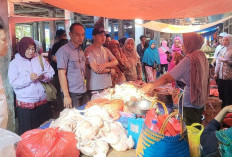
[
  {"x1": 196, "y1": 23, "x2": 222, "y2": 37},
  {"x1": 85, "y1": 28, "x2": 130, "y2": 40}
]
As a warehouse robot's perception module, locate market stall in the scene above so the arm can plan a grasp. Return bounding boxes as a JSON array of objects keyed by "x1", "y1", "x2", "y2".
[{"x1": 14, "y1": 81, "x2": 191, "y2": 157}]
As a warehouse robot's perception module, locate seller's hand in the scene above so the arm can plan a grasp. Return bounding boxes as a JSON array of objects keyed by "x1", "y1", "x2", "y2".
[
  {"x1": 63, "y1": 95, "x2": 72, "y2": 108},
  {"x1": 30, "y1": 73, "x2": 37, "y2": 81},
  {"x1": 142, "y1": 83, "x2": 155, "y2": 95},
  {"x1": 96, "y1": 64, "x2": 107, "y2": 73}
]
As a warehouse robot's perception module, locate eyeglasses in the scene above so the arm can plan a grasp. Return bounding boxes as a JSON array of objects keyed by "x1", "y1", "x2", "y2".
[{"x1": 26, "y1": 48, "x2": 36, "y2": 51}]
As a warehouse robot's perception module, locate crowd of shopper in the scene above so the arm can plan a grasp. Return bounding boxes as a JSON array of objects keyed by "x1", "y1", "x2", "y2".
[{"x1": 0, "y1": 15, "x2": 231, "y2": 137}]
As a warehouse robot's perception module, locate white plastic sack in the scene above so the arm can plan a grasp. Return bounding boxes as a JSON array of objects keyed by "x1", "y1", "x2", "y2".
[{"x1": 0, "y1": 128, "x2": 21, "y2": 157}]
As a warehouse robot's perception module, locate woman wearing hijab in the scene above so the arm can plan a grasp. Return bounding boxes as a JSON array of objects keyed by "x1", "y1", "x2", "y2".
[
  {"x1": 158, "y1": 40, "x2": 169, "y2": 74},
  {"x1": 8, "y1": 37, "x2": 54, "y2": 135},
  {"x1": 142, "y1": 40, "x2": 161, "y2": 82},
  {"x1": 168, "y1": 36, "x2": 184, "y2": 72},
  {"x1": 143, "y1": 33, "x2": 210, "y2": 125},
  {"x1": 122, "y1": 38, "x2": 142, "y2": 81},
  {"x1": 214, "y1": 34, "x2": 232, "y2": 108},
  {"x1": 108, "y1": 40, "x2": 128, "y2": 85}
]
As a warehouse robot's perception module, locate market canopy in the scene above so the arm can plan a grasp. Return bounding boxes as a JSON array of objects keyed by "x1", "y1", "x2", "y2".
[
  {"x1": 139, "y1": 15, "x2": 232, "y2": 33},
  {"x1": 42, "y1": 0, "x2": 232, "y2": 20}
]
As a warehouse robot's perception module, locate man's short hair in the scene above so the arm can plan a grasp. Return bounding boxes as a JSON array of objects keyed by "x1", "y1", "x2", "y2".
[
  {"x1": 69, "y1": 23, "x2": 85, "y2": 33},
  {"x1": 56, "y1": 29, "x2": 66, "y2": 38},
  {"x1": 106, "y1": 34, "x2": 111, "y2": 38},
  {"x1": 140, "y1": 35, "x2": 146, "y2": 40}
]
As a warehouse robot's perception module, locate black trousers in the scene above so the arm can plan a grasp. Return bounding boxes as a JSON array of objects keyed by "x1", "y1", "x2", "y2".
[
  {"x1": 17, "y1": 102, "x2": 51, "y2": 135},
  {"x1": 160, "y1": 64, "x2": 168, "y2": 74},
  {"x1": 183, "y1": 107, "x2": 204, "y2": 126},
  {"x1": 218, "y1": 79, "x2": 232, "y2": 108}
]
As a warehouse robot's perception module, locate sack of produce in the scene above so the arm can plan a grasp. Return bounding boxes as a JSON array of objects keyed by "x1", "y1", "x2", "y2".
[
  {"x1": 16, "y1": 128, "x2": 80, "y2": 157},
  {"x1": 86, "y1": 99, "x2": 124, "y2": 120}
]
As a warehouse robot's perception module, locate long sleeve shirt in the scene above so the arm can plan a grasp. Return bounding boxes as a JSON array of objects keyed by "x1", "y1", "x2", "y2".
[
  {"x1": 8, "y1": 54, "x2": 54, "y2": 103},
  {"x1": 215, "y1": 48, "x2": 232, "y2": 80},
  {"x1": 200, "y1": 119, "x2": 221, "y2": 157}
]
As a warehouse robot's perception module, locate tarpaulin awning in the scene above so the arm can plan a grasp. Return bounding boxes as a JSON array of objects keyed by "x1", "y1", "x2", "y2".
[
  {"x1": 139, "y1": 15, "x2": 232, "y2": 33},
  {"x1": 196, "y1": 24, "x2": 222, "y2": 37},
  {"x1": 9, "y1": 15, "x2": 64, "y2": 24},
  {"x1": 42, "y1": 0, "x2": 232, "y2": 20}
]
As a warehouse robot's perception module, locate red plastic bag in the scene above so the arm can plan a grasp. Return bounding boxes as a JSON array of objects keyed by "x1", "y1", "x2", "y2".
[
  {"x1": 156, "y1": 115, "x2": 182, "y2": 136},
  {"x1": 222, "y1": 113, "x2": 232, "y2": 127},
  {"x1": 16, "y1": 128, "x2": 80, "y2": 157},
  {"x1": 145, "y1": 109, "x2": 182, "y2": 136}
]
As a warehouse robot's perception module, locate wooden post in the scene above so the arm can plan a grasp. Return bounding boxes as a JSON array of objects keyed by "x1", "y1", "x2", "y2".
[
  {"x1": 32, "y1": 22, "x2": 39, "y2": 41},
  {"x1": 0, "y1": 0, "x2": 15, "y2": 132},
  {"x1": 131, "y1": 19, "x2": 135, "y2": 40},
  {"x1": 104, "y1": 18, "x2": 109, "y2": 32},
  {"x1": 39, "y1": 21, "x2": 46, "y2": 52},
  {"x1": 49, "y1": 11, "x2": 56, "y2": 47},
  {"x1": 135, "y1": 19, "x2": 144, "y2": 46},
  {"x1": 111, "y1": 21, "x2": 115, "y2": 39},
  {"x1": 153, "y1": 31, "x2": 161, "y2": 47},
  {"x1": 64, "y1": 10, "x2": 71, "y2": 40},
  {"x1": 118, "y1": 20, "x2": 123, "y2": 39},
  {"x1": 75, "y1": 15, "x2": 82, "y2": 23},
  {"x1": 94, "y1": 16, "x2": 100, "y2": 24}
]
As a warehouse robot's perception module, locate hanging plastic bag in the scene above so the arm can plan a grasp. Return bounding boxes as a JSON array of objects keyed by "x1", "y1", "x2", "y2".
[
  {"x1": 187, "y1": 123, "x2": 204, "y2": 157},
  {"x1": 16, "y1": 128, "x2": 80, "y2": 157}
]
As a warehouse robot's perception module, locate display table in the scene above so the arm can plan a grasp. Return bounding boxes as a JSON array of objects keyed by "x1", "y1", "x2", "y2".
[{"x1": 81, "y1": 148, "x2": 136, "y2": 157}]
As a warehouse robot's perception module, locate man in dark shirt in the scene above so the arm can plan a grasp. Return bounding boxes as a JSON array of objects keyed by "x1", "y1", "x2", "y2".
[
  {"x1": 51, "y1": 30, "x2": 68, "y2": 75},
  {"x1": 50, "y1": 29, "x2": 68, "y2": 116},
  {"x1": 136, "y1": 35, "x2": 147, "y2": 62},
  {"x1": 137, "y1": 35, "x2": 148, "y2": 81}
]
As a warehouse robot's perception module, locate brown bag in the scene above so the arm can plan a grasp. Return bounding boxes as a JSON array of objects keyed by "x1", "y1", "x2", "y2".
[{"x1": 38, "y1": 55, "x2": 57, "y2": 101}]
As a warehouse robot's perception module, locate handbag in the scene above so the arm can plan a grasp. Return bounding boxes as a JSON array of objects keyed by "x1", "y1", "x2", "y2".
[
  {"x1": 136, "y1": 112, "x2": 190, "y2": 157},
  {"x1": 38, "y1": 55, "x2": 57, "y2": 101}
]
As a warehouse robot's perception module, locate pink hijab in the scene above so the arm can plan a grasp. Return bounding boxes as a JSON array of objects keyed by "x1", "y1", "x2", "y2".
[
  {"x1": 171, "y1": 37, "x2": 182, "y2": 54},
  {"x1": 183, "y1": 32, "x2": 210, "y2": 106}
]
